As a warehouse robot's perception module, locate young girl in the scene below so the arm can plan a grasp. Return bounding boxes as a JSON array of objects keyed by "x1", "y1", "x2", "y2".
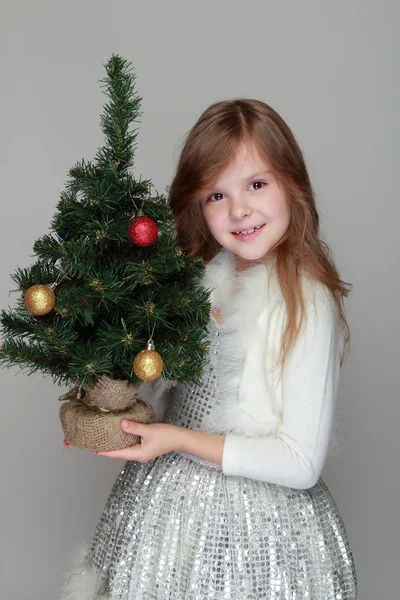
[{"x1": 60, "y1": 99, "x2": 357, "y2": 599}]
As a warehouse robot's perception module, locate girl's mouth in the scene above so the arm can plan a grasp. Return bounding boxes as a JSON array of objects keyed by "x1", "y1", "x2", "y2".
[{"x1": 231, "y1": 223, "x2": 266, "y2": 240}]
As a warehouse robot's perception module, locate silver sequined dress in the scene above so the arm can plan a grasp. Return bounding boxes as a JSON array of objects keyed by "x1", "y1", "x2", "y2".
[{"x1": 79, "y1": 318, "x2": 357, "y2": 599}]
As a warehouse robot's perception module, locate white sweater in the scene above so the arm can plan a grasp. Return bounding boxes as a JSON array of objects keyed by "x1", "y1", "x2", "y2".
[{"x1": 142, "y1": 248, "x2": 345, "y2": 490}]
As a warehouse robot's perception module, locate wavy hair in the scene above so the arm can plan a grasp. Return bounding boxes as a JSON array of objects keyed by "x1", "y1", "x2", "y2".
[{"x1": 169, "y1": 99, "x2": 352, "y2": 369}]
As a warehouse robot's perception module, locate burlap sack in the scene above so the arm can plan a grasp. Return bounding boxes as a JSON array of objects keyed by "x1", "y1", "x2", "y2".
[
  {"x1": 81, "y1": 375, "x2": 145, "y2": 412},
  {"x1": 59, "y1": 376, "x2": 156, "y2": 451}
]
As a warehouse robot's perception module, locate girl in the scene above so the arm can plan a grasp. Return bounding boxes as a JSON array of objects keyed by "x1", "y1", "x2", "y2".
[{"x1": 60, "y1": 99, "x2": 357, "y2": 599}]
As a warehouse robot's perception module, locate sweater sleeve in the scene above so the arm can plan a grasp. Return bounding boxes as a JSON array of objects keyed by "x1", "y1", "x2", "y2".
[{"x1": 221, "y1": 288, "x2": 343, "y2": 489}]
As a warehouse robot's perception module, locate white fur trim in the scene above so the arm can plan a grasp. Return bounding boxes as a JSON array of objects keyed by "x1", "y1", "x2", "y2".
[
  {"x1": 57, "y1": 544, "x2": 108, "y2": 600},
  {"x1": 204, "y1": 249, "x2": 281, "y2": 437},
  {"x1": 201, "y1": 247, "x2": 237, "y2": 308},
  {"x1": 202, "y1": 248, "x2": 343, "y2": 456}
]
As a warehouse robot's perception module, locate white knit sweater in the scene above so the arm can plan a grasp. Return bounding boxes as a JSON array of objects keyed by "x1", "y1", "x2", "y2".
[{"x1": 141, "y1": 248, "x2": 345, "y2": 490}]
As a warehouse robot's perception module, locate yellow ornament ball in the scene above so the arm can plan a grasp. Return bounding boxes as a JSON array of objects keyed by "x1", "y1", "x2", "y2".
[
  {"x1": 23, "y1": 284, "x2": 55, "y2": 316},
  {"x1": 133, "y1": 341, "x2": 163, "y2": 381}
]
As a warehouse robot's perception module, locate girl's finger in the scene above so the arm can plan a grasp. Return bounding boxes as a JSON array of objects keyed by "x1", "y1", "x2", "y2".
[
  {"x1": 96, "y1": 446, "x2": 142, "y2": 460},
  {"x1": 120, "y1": 419, "x2": 146, "y2": 435}
]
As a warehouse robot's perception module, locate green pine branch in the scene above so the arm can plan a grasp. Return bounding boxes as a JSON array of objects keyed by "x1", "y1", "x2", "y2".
[
  {"x1": 96, "y1": 55, "x2": 142, "y2": 173},
  {"x1": 0, "y1": 55, "x2": 211, "y2": 390}
]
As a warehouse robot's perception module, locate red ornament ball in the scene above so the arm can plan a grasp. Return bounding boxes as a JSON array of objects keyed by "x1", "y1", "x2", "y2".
[{"x1": 128, "y1": 216, "x2": 158, "y2": 247}]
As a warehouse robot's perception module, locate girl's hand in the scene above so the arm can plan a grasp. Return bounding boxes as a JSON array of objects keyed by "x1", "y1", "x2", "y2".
[
  {"x1": 63, "y1": 420, "x2": 180, "y2": 461},
  {"x1": 97, "y1": 420, "x2": 180, "y2": 461},
  {"x1": 63, "y1": 420, "x2": 224, "y2": 465}
]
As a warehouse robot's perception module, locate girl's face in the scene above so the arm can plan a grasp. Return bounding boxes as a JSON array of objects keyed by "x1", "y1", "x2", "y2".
[{"x1": 201, "y1": 143, "x2": 290, "y2": 270}]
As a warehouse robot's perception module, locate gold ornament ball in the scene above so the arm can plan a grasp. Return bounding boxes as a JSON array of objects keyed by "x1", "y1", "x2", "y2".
[
  {"x1": 133, "y1": 349, "x2": 163, "y2": 381},
  {"x1": 23, "y1": 284, "x2": 55, "y2": 316}
]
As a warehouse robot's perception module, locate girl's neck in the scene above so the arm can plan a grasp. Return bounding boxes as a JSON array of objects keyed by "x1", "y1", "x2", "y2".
[
  {"x1": 235, "y1": 256, "x2": 258, "y2": 272},
  {"x1": 234, "y1": 251, "x2": 276, "y2": 273}
]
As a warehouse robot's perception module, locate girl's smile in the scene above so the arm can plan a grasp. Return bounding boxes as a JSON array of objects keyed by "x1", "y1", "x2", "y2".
[
  {"x1": 231, "y1": 222, "x2": 266, "y2": 239},
  {"x1": 201, "y1": 143, "x2": 290, "y2": 269}
]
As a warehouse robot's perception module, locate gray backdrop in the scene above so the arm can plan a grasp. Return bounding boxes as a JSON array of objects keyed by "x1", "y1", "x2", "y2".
[{"x1": 1, "y1": 1, "x2": 398, "y2": 598}]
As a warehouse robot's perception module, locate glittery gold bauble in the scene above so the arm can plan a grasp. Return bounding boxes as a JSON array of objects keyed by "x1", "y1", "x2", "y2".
[
  {"x1": 133, "y1": 341, "x2": 163, "y2": 381},
  {"x1": 23, "y1": 284, "x2": 55, "y2": 316}
]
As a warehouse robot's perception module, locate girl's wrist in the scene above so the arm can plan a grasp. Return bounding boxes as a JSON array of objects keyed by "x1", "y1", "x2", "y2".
[
  {"x1": 174, "y1": 425, "x2": 191, "y2": 452},
  {"x1": 174, "y1": 426, "x2": 224, "y2": 466}
]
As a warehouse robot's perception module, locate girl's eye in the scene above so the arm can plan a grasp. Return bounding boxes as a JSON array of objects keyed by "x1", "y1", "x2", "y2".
[
  {"x1": 207, "y1": 192, "x2": 224, "y2": 203},
  {"x1": 249, "y1": 181, "x2": 266, "y2": 190},
  {"x1": 206, "y1": 182, "x2": 266, "y2": 202}
]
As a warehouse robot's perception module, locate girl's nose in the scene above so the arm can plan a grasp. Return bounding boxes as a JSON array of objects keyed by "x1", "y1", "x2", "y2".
[{"x1": 229, "y1": 196, "x2": 253, "y2": 220}]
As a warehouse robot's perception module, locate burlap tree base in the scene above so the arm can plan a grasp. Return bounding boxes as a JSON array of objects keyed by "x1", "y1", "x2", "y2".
[{"x1": 59, "y1": 376, "x2": 155, "y2": 451}]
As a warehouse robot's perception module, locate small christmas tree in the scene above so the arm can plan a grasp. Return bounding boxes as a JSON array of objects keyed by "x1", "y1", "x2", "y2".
[{"x1": 0, "y1": 55, "x2": 211, "y2": 450}]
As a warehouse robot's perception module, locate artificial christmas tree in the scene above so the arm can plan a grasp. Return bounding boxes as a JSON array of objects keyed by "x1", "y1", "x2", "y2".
[{"x1": 0, "y1": 55, "x2": 211, "y2": 450}]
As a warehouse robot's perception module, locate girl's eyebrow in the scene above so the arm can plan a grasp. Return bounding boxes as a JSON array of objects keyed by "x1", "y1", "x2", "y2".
[{"x1": 245, "y1": 170, "x2": 272, "y2": 180}]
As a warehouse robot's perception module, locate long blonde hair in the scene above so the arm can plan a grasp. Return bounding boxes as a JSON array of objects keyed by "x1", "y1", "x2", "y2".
[{"x1": 169, "y1": 99, "x2": 352, "y2": 368}]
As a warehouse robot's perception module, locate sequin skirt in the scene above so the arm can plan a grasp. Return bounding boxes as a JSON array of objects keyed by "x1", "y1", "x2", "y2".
[{"x1": 67, "y1": 451, "x2": 357, "y2": 600}]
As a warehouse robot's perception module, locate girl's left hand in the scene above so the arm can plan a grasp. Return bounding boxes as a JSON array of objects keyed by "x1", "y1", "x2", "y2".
[
  {"x1": 64, "y1": 420, "x2": 224, "y2": 465},
  {"x1": 94, "y1": 420, "x2": 180, "y2": 462}
]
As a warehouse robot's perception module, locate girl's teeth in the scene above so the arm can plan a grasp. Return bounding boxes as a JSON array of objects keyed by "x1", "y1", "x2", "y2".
[{"x1": 235, "y1": 224, "x2": 264, "y2": 235}]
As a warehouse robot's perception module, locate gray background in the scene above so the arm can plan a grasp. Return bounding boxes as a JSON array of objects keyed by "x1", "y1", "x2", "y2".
[{"x1": 1, "y1": 1, "x2": 398, "y2": 598}]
